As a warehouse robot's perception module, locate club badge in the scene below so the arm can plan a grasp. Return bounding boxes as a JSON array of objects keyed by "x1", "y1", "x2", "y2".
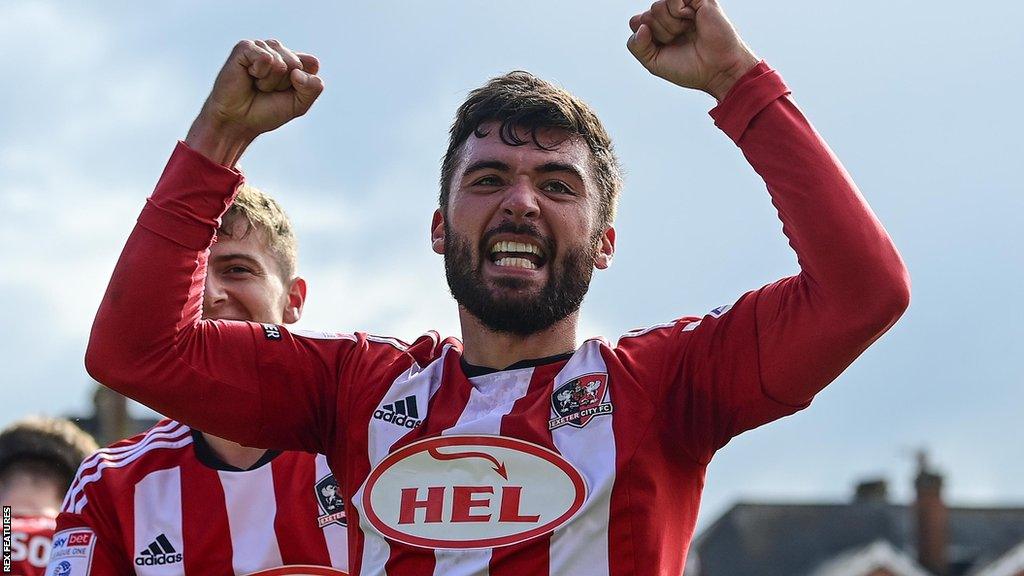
[
  {"x1": 548, "y1": 373, "x2": 613, "y2": 430},
  {"x1": 315, "y1": 474, "x2": 346, "y2": 528}
]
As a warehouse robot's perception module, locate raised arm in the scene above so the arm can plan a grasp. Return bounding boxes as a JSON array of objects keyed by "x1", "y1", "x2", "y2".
[
  {"x1": 625, "y1": 1, "x2": 909, "y2": 424},
  {"x1": 183, "y1": 39, "x2": 323, "y2": 167},
  {"x1": 85, "y1": 40, "x2": 340, "y2": 451}
]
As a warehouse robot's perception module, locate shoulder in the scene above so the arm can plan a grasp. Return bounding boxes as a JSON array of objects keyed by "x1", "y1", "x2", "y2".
[
  {"x1": 286, "y1": 327, "x2": 451, "y2": 363},
  {"x1": 600, "y1": 311, "x2": 728, "y2": 378},
  {"x1": 613, "y1": 316, "x2": 701, "y2": 347},
  {"x1": 61, "y1": 420, "x2": 194, "y2": 514},
  {"x1": 358, "y1": 331, "x2": 456, "y2": 371},
  {"x1": 613, "y1": 304, "x2": 738, "y2": 346}
]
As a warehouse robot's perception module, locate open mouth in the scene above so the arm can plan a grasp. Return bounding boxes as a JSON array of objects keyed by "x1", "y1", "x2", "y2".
[{"x1": 488, "y1": 239, "x2": 548, "y2": 270}]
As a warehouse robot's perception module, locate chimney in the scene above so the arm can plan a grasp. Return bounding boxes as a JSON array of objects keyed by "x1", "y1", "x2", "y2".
[
  {"x1": 854, "y1": 479, "x2": 889, "y2": 504},
  {"x1": 93, "y1": 384, "x2": 129, "y2": 445},
  {"x1": 915, "y1": 451, "x2": 948, "y2": 576}
]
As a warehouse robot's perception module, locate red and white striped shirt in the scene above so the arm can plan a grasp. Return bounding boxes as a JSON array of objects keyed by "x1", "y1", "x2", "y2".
[
  {"x1": 46, "y1": 420, "x2": 348, "y2": 575},
  {"x1": 86, "y1": 62, "x2": 910, "y2": 575}
]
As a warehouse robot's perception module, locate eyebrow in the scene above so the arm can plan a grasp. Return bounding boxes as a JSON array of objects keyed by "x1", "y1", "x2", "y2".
[
  {"x1": 462, "y1": 160, "x2": 585, "y2": 183},
  {"x1": 211, "y1": 253, "x2": 263, "y2": 268},
  {"x1": 535, "y1": 161, "x2": 585, "y2": 183},
  {"x1": 463, "y1": 160, "x2": 511, "y2": 176}
]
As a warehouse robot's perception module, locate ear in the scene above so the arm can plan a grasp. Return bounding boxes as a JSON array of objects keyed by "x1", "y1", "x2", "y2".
[
  {"x1": 431, "y1": 209, "x2": 446, "y2": 255},
  {"x1": 594, "y1": 226, "x2": 615, "y2": 270},
  {"x1": 283, "y1": 277, "x2": 307, "y2": 324}
]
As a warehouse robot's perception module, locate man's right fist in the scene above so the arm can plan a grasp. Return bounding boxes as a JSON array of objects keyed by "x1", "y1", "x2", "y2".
[{"x1": 185, "y1": 39, "x2": 325, "y2": 167}]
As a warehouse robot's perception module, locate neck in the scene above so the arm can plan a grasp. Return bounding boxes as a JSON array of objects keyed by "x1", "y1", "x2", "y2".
[
  {"x1": 459, "y1": 308, "x2": 578, "y2": 369},
  {"x1": 0, "y1": 476, "x2": 61, "y2": 518},
  {"x1": 202, "y1": 433, "x2": 267, "y2": 470}
]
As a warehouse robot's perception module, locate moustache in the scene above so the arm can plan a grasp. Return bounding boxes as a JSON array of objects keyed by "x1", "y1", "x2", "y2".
[{"x1": 478, "y1": 221, "x2": 556, "y2": 257}]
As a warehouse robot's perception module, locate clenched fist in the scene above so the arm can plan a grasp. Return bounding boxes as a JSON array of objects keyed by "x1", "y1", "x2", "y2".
[
  {"x1": 185, "y1": 39, "x2": 325, "y2": 166},
  {"x1": 627, "y1": 0, "x2": 758, "y2": 101}
]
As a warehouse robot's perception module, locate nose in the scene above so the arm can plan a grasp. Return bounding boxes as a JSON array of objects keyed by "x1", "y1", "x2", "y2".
[
  {"x1": 203, "y1": 274, "x2": 227, "y2": 316},
  {"x1": 500, "y1": 179, "x2": 540, "y2": 221}
]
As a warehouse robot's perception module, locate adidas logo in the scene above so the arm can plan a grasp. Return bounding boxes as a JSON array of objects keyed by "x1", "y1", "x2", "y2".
[
  {"x1": 373, "y1": 395, "x2": 423, "y2": 428},
  {"x1": 134, "y1": 534, "x2": 183, "y2": 566}
]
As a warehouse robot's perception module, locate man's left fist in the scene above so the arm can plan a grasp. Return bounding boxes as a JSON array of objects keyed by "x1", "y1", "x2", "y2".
[{"x1": 627, "y1": 0, "x2": 759, "y2": 101}]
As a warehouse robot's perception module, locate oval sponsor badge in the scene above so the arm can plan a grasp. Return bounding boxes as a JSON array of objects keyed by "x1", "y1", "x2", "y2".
[
  {"x1": 363, "y1": 435, "x2": 587, "y2": 549},
  {"x1": 243, "y1": 566, "x2": 347, "y2": 576}
]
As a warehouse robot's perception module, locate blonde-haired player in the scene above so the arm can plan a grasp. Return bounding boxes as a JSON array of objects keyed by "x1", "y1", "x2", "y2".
[{"x1": 49, "y1": 185, "x2": 348, "y2": 575}]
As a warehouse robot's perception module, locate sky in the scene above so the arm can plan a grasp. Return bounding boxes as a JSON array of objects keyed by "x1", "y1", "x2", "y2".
[{"x1": 1, "y1": 0, "x2": 1021, "y2": 529}]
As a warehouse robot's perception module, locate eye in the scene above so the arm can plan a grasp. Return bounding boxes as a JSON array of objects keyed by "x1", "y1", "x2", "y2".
[
  {"x1": 224, "y1": 265, "x2": 254, "y2": 275},
  {"x1": 541, "y1": 180, "x2": 574, "y2": 195},
  {"x1": 472, "y1": 175, "x2": 503, "y2": 187}
]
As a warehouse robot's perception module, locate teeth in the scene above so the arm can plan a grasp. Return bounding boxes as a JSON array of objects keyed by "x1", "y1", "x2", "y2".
[
  {"x1": 495, "y1": 257, "x2": 537, "y2": 270},
  {"x1": 490, "y1": 240, "x2": 541, "y2": 256}
]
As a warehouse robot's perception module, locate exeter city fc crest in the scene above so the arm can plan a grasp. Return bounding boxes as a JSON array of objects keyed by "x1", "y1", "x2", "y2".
[
  {"x1": 548, "y1": 373, "x2": 613, "y2": 430},
  {"x1": 315, "y1": 474, "x2": 346, "y2": 528}
]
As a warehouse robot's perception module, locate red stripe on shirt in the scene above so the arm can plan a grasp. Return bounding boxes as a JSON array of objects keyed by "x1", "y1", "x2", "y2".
[
  {"x1": 488, "y1": 361, "x2": 565, "y2": 575},
  {"x1": 272, "y1": 455, "x2": 332, "y2": 566},
  {"x1": 382, "y1": 348, "x2": 475, "y2": 576},
  {"x1": 179, "y1": 457, "x2": 235, "y2": 574}
]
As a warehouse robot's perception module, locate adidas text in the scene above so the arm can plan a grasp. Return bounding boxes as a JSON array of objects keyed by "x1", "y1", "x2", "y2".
[
  {"x1": 135, "y1": 534, "x2": 182, "y2": 566},
  {"x1": 373, "y1": 409, "x2": 422, "y2": 428},
  {"x1": 136, "y1": 553, "x2": 183, "y2": 566},
  {"x1": 373, "y1": 396, "x2": 423, "y2": 428}
]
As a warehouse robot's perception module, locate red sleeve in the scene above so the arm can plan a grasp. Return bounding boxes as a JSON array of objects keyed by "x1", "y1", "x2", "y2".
[
  {"x1": 710, "y1": 62, "x2": 910, "y2": 405},
  {"x1": 618, "y1": 62, "x2": 910, "y2": 464},
  {"x1": 46, "y1": 514, "x2": 130, "y2": 576},
  {"x1": 85, "y1": 142, "x2": 359, "y2": 452}
]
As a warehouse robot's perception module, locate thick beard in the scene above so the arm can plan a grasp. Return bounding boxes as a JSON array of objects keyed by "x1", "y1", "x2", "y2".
[{"x1": 444, "y1": 221, "x2": 596, "y2": 336}]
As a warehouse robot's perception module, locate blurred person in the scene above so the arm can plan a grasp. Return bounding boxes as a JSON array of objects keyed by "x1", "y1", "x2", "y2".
[
  {"x1": 0, "y1": 416, "x2": 98, "y2": 576},
  {"x1": 85, "y1": 2, "x2": 911, "y2": 573},
  {"x1": 46, "y1": 186, "x2": 348, "y2": 575}
]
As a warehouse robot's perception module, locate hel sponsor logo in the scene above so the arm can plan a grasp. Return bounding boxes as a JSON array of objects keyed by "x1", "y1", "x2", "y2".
[
  {"x1": 363, "y1": 435, "x2": 586, "y2": 549},
  {"x1": 134, "y1": 534, "x2": 182, "y2": 566},
  {"x1": 315, "y1": 474, "x2": 347, "y2": 528},
  {"x1": 548, "y1": 373, "x2": 613, "y2": 430},
  {"x1": 262, "y1": 323, "x2": 282, "y2": 340},
  {"x1": 373, "y1": 395, "x2": 422, "y2": 429},
  {"x1": 52, "y1": 560, "x2": 73, "y2": 576}
]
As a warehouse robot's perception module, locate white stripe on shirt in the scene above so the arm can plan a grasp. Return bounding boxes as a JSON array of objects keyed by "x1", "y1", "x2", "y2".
[
  {"x1": 548, "y1": 340, "x2": 615, "y2": 576},
  {"x1": 219, "y1": 465, "x2": 284, "y2": 574},
  {"x1": 133, "y1": 467, "x2": 186, "y2": 576},
  {"x1": 315, "y1": 454, "x2": 349, "y2": 572}
]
